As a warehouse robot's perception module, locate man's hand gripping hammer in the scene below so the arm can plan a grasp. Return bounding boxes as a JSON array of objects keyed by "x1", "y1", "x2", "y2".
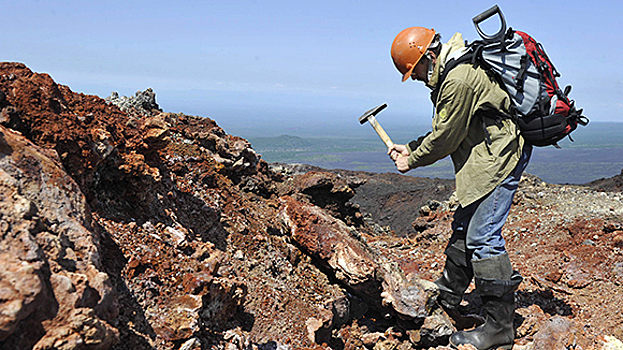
[{"x1": 358, "y1": 103, "x2": 394, "y2": 148}]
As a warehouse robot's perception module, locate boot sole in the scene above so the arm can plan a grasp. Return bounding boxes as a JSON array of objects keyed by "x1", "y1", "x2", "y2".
[{"x1": 449, "y1": 341, "x2": 514, "y2": 350}]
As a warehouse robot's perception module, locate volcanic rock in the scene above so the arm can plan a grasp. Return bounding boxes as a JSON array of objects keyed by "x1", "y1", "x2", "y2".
[
  {"x1": 0, "y1": 124, "x2": 118, "y2": 349},
  {"x1": 105, "y1": 89, "x2": 162, "y2": 117},
  {"x1": 1, "y1": 62, "x2": 623, "y2": 350}
]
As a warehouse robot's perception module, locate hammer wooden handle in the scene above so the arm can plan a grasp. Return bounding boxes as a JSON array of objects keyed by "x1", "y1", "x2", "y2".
[{"x1": 368, "y1": 115, "x2": 394, "y2": 148}]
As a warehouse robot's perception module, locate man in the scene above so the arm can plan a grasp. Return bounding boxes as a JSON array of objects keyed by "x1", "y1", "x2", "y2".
[{"x1": 387, "y1": 27, "x2": 532, "y2": 350}]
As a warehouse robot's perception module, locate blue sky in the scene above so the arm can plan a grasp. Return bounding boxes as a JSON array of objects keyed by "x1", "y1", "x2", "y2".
[{"x1": 1, "y1": 0, "x2": 621, "y2": 138}]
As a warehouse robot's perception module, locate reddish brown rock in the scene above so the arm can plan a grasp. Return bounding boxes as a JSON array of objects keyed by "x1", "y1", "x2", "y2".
[
  {"x1": 279, "y1": 195, "x2": 438, "y2": 320},
  {"x1": 515, "y1": 304, "x2": 549, "y2": 339},
  {"x1": 613, "y1": 232, "x2": 623, "y2": 248},
  {"x1": 0, "y1": 250, "x2": 45, "y2": 340},
  {"x1": 141, "y1": 113, "x2": 170, "y2": 150},
  {"x1": 279, "y1": 195, "x2": 380, "y2": 300},
  {"x1": 2, "y1": 62, "x2": 623, "y2": 350},
  {"x1": 0, "y1": 62, "x2": 135, "y2": 196},
  {"x1": 563, "y1": 262, "x2": 593, "y2": 289},
  {"x1": 0, "y1": 125, "x2": 118, "y2": 349}
]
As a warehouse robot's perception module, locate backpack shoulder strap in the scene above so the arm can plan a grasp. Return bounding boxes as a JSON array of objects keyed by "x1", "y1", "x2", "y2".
[{"x1": 430, "y1": 45, "x2": 480, "y2": 104}]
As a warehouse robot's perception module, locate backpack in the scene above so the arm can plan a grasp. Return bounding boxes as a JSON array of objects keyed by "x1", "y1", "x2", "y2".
[{"x1": 438, "y1": 5, "x2": 588, "y2": 147}]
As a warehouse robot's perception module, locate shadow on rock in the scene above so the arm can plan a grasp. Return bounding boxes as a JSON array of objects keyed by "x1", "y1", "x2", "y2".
[
  {"x1": 516, "y1": 289, "x2": 573, "y2": 317},
  {"x1": 97, "y1": 221, "x2": 157, "y2": 350}
]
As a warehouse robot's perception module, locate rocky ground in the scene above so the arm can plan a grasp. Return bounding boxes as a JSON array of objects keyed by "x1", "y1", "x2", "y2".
[{"x1": 0, "y1": 62, "x2": 622, "y2": 350}]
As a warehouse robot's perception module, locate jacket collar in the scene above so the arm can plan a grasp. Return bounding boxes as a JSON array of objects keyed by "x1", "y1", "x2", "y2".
[{"x1": 426, "y1": 32, "x2": 465, "y2": 90}]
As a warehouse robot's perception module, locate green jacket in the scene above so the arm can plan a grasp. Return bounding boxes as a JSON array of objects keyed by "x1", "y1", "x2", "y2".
[{"x1": 406, "y1": 32, "x2": 524, "y2": 207}]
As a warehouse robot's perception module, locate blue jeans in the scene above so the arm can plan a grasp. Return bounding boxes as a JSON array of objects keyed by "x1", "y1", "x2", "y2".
[{"x1": 450, "y1": 145, "x2": 533, "y2": 261}]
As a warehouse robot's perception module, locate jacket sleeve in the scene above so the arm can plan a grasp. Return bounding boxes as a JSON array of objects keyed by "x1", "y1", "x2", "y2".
[{"x1": 407, "y1": 78, "x2": 476, "y2": 168}]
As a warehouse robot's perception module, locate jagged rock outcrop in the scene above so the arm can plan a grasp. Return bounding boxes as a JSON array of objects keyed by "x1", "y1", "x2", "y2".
[
  {"x1": 0, "y1": 62, "x2": 447, "y2": 350},
  {"x1": 0, "y1": 126, "x2": 118, "y2": 349},
  {"x1": 279, "y1": 195, "x2": 438, "y2": 320},
  {"x1": 1, "y1": 62, "x2": 622, "y2": 350},
  {"x1": 105, "y1": 89, "x2": 162, "y2": 117}
]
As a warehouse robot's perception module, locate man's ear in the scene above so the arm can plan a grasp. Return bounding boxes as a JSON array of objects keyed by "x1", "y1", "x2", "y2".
[{"x1": 428, "y1": 51, "x2": 437, "y2": 64}]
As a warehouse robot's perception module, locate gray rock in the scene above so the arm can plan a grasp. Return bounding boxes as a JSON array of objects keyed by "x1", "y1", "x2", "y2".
[{"x1": 106, "y1": 88, "x2": 162, "y2": 116}]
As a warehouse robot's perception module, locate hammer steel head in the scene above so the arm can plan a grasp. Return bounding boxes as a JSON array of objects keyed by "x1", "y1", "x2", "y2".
[{"x1": 359, "y1": 103, "x2": 387, "y2": 124}]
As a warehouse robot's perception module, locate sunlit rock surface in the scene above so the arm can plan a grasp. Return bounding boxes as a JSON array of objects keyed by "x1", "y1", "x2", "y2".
[{"x1": 0, "y1": 62, "x2": 622, "y2": 350}]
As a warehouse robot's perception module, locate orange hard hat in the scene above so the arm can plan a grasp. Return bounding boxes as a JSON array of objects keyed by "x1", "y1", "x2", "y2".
[{"x1": 391, "y1": 27, "x2": 436, "y2": 82}]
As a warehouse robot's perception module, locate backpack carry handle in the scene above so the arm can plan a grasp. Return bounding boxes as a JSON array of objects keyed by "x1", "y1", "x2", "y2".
[{"x1": 473, "y1": 5, "x2": 507, "y2": 43}]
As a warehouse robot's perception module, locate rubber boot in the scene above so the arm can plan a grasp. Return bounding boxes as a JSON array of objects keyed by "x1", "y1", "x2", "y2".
[
  {"x1": 435, "y1": 239, "x2": 473, "y2": 309},
  {"x1": 449, "y1": 253, "x2": 522, "y2": 350},
  {"x1": 435, "y1": 239, "x2": 482, "y2": 330}
]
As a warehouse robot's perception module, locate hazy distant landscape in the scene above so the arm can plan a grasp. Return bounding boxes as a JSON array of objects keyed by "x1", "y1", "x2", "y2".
[{"x1": 245, "y1": 122, "x2": 623, "y2": 185}]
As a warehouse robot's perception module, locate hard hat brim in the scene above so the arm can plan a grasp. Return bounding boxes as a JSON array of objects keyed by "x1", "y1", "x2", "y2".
[{"x1": 401, "y1": 64, "x2": 415, "y2": 82}]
